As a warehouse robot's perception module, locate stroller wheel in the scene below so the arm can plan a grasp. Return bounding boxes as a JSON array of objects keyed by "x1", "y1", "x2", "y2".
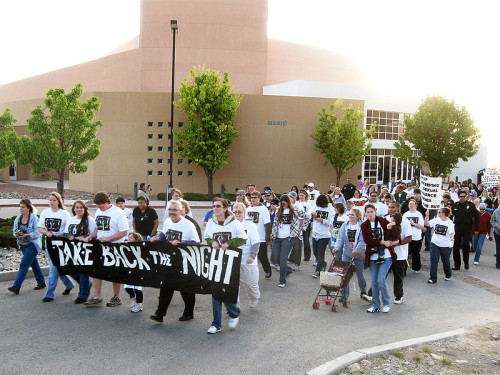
[
  {"x1": 331, "y1": 304, "x2": 339, "y2": 312},
  {"x1": 312, "y1": 302, "x2": 320, "y2": 309}
]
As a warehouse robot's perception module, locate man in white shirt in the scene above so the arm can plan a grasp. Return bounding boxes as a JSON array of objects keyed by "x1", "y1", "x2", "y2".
[
  {"x1": 307, "y1": 182, "x2": 320, "y2": 203},
  {"x1": 85, "y1": 191, "x2": 129, "y2": 307},
  {"x1": 365, "y1": 191, "x2": 388, "y2": 217},
  {"x1": 115, "y1": 197, "x2": 133, "y2": 234}
]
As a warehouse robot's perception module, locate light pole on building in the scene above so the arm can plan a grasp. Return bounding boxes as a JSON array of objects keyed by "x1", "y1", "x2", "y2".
[{"x1": 169, "y1": 19, "x2": 178, "y2": 190}]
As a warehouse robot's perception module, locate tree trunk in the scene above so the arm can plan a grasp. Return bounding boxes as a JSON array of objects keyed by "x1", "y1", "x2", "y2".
[
  {"x1": 336, "y1": 169, "x2": 342, "y2": 187},
  {"x1": 207, "y1": 174, "x2": 213, "y2": 196},
  {"x1": 58, "y1": 174, "x2": 65, "y2": 198}
]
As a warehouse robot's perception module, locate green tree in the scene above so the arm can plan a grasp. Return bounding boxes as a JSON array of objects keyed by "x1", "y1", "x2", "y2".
[
  {"x1": 18, "y1": 84, "x2": 103, "y2": 196},
  {"x1": 174, "y1": 66, "x2": 242, "y2": 195},
  {"x1": 0, "y1": 109, "x2": 19, "y2": 169},
  {"x1": 312, "y1": 99, "x2": 375, "y2": 186},
  {"x1": 394, "y1": 95, "x2": 480, "y2": 177}
]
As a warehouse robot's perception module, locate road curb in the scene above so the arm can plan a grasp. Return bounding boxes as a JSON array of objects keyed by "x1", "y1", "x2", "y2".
[
  {"x1": 306, "y1": 328, "x2": 466, "y2": 375},
  {"x1": 0, "y1": 266, "x2": 50, "y2": 282}
]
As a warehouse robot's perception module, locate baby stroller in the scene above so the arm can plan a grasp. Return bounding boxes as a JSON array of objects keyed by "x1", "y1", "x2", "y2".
[{"x1": 312, "y1": 259, "x2": 356, "y2": 312}]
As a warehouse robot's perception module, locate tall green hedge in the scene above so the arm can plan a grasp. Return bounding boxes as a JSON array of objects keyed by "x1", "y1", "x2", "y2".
[{"x1": 0, "y1": 216, "x2": 17, "y2": 248}]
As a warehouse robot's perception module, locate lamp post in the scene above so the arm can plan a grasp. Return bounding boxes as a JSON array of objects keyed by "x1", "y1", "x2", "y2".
[{"x1": 169, "y1": 19, "x2": 178, "y2": 189}]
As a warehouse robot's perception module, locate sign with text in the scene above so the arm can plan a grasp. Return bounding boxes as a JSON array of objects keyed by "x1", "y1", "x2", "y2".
[
  {"x1": 46, "y1": 238, "x2": 242, "y2": 303},
  {"x1": 420, "y1": 174, "x2": 442, "y2": 210},
  {"x1": 482, "y1": 169, "x2": 499, "y2": 189}
]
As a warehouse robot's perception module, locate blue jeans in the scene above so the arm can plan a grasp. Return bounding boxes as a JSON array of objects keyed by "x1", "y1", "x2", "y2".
[
  {"x1": 370, "y1": 258, "x2": 393, "y2": 309},
  {"x1": 13, "y1": 243, "x2": 45, "y2": 289},
  {"x1": 71, "y1": 273, "x2": 92, "y2": 301},
  {"x1": 45, "y1": 253, "x2": 75, "y2": 299},
  {"x1": 211, "y1": 297, "x2": 240, "y2": 329},
  {"x1": 313, "y1": 238, "x2": 330, "y2": 272},
  {"x1": 429, "y1": 243, "x2": 452, "y2": 282},
  {"x1": 472, "y1": 234, "x2": 486, "y2": 262},
  {"x1": 272, "y1": 237, "x2": 295, "y2": 284},
  {"x1": 341, "y1": 255, "x2": 366, "y2": 300}
]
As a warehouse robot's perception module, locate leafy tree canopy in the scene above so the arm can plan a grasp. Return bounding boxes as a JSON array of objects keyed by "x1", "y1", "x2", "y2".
[
  {"x1": 394, "y1": 95, "x2": 480, "y2": 177},
  {"x1": 312, "y1": 99, "x2": 375, "y2": 185},
  {"x1": 174, "y1": 66, "x2": 242, "y2": 195},
  {"x1": 0, "y1": 108, "x2": 19, "y2": 169}
]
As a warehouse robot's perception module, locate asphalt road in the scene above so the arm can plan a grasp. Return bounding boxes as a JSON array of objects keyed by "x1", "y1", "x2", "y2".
[{"x1": 2, "y1": 208, "x2": 500, "y2": 375}]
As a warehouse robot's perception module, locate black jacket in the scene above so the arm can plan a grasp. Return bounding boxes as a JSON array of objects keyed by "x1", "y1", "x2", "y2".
[{"x1": 452, "y1": 201, "x2": 479, "y2": 231}]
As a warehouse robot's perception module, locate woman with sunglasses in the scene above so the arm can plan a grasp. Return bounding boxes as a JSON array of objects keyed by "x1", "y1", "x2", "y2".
[{"x1": 204, "y1": 198, "x2": 247, "y2": 334}]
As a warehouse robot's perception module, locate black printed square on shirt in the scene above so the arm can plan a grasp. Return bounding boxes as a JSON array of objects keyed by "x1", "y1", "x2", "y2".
[
  {"x1": 434, "y1": 224, "x2": 448, "y2": 236},
  {"x1": 68, "y1": 224, "x2": 85, "y2": 237},
  {"x1": 317, "y1": 210, "x2": 329, "y2": 220},
  {"x1": 95, "y1": 216, "x2": 111, "y2": 231},
  {"x1": 407, "y1": 217, "x2": 419, "y2": 224},
  {"x1": 371, "y1": 227, "x2": 382, "y2": 240},
  {"x1": 165, "y1": 229, "x2": 182, "y2": 242},
  {"x1": 247, "y1": 211, "x2": 259, "y2": 224},
  {"x1": 213, "y1": 232, "x2": 232, "y2": 245},
  {"x1": 45, "y1": 218, "x2": 62, "y2": 232},
  {"x1": 347, "y1": 229, "x2": 357, "y2": 242},
  {"x1": 334, "y1": 220, "x2": 343, "y2": 229},
  {"x1": 281, "y1": 214, "x2": 292, "y2": 225}
]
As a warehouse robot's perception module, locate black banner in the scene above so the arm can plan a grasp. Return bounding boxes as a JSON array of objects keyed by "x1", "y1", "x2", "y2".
[{"x1": 46, "y1": 238, "x2": 242, "y2": 304}]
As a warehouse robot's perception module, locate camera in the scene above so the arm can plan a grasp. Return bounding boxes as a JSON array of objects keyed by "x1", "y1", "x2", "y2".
[{"x1": 15, "y1": 229, "x2": 25, "y2": 236}]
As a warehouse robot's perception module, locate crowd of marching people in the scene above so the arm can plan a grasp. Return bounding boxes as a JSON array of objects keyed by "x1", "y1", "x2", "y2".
[{"x1": 7, "y1": 175, "x2": 500, "y2": 333}]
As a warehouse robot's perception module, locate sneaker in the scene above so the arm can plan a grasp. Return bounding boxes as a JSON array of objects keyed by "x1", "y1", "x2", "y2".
[
  {"x1": 313, "y1": 260, "x2": 318, "y2": 267},
  {"x1": 131, "y1": 303, "x2": 143, "y2": 313},
  {"x1": 312, "y1": 271, "x2": 320, "y2": 279},
  {"x1": 427, "y1": 279, "x2": 436, "y2": 284},
  {"x1": 278, "y1": 283, "x2": 286, "y2": 288},
  {"x1": 42, "y1": 297, "x2": 54, "y2": 302},
  {"x1": 445, "y1": 277, "x2": 451, "y2": 281},
  {"x1": 360, "y1": 293, "x2": 372, "y2": 302},
  {"x1": 452, "y1": 266, "x2": 460, "y2": 271},
  {"x1": 474, "y1": 261, "x2": 479, "y2": 265},
  {"x1": 74, "y1": 298, "x2": 86, "y2": 304},
  {"x1": 366, "y1": 307, "x2": 380, "y2": 313},
  {"x1": 275, "y1": 265, "x2": 280, "y2": 271},
  {"x1": 464, "y1": 263, "x2": 470, "y2": 270},
  {"x1": 294, "y1": 265, "x2": 300, "y2": 271},
  {"x1": 265, "y1": 272, "x2": 272, "y2": 279},
  {"x1": 207, "y1": 326, "x2": 221, "y2": 334},
  {"x1": 228, "y1": 317, "x2": 239, "y2": 329},
  {"x1": 270, "y1": 263, "x2": 276, "y2": 268},
  {"x1": 84, "y1": 297, "x2": 103, "y2": 306},
  {"x1": 382, "y1": 305, "x2": 391, "y2": 313},
  {"x1": 106, "y1": 295, "x2": 122, "y2": 307},
  {"x1": 62, "y1": 288, "x2": 72, "y2": 295},
  {"x1": 8, "y1": 286, "x2": 20, "y2": 295},
  {"x1": 413, "y1": 270, "x2": 420, "y2": 274},
  {"x1": 394, "y1": 297, "x2": 404, "y2": 304},
  {"x1": 130, "y1": 298, "x2": 137, "y2": 308},
  {"x1": 250, "y1": 299, "x2": 259, "y2": 308},
  {"x1": 149, "y1": 314, "x2": 163, "y2": 323}
]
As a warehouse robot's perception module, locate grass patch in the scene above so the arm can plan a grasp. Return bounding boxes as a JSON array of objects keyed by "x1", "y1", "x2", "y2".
[
  {"x1": 440, "y1": 357, "x2": 452, "y2": 366},
  {"x1": 470, "y1": 369, "x2": 484, "y2": 374},
  {"x1": 412, "y1": 355, "x2": 423, "y2": 362},
  {"x1": 422, "y1": 346, "x2": 432, "y2": 354},
  {"x1": 391, "y1": 350, "x2": 405, "y2": 359}
]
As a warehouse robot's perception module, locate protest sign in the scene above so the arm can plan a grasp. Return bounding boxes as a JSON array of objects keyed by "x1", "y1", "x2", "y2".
[
  {"x1": 420, "y1": 174, "x2": 442, "y2": 209},
  {"x1": 46, "y1": 238, "x2": 241, "y2": 303},
  {"x1": 482, "y1": 169, "x2": 499, "y2": 189}
]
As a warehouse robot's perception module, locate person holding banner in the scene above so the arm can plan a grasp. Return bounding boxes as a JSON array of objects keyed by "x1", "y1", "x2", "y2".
[
  {"x1": 149, "y1": 200, "x2": 201, "y2": 323},
  {"x1": 204, "y1": 198, "x2": 247, "y2": 334},
  {"x1": 85, "y1": 191, "x2": 129, "y2": 307},
  {"x1": 38, "y1": 192, "x2": 75, "y2": 303},
  {"x1": 452, "y1": 191, "x2": 479, "y2": 270}
]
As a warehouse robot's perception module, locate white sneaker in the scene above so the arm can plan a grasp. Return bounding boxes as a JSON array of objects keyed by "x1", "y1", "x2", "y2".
[
  {"x1": 130, "y1": 298, "x2": 137, "y2": 308},
  {"x1": 207, "y1": 326, "x2": 221, "y2": 334},
  {"x1": 361, "y1": 293, "x2": 372, "y2": 302},
  {"x1": 312, "y1": 271, "x2": 320, "y2": 278},
  {"x1": 445, "y1": 277, "x2": 451, "y2": 281},
  {"x1": 278, "y1": 283, "x2": 286, "y2": 288},
  {"x1": 413, "y1": 270, "x2": 420, "y2": 274},
  {"x1": 313, "y1": 260, "x2": 318, "y2": 267},
  {"x1": 228, "y1": 317, "x2": 239, "y2": 329},
  {"x1": 250, "y1": 299, "x2": 259, "y2": 308},
  {"x1": 474, "y1": 261, "x2": 479, "y2": 265},
  {"x1": 131, "y1": 303, "x2": 143, "y2": 313},
  {"x1": 394, "y1": 297, "x2": 404, "y2": 305},
  {"x1": 294, "y1": 265, "x2": 300, "y2": 271},
  {"x1": 382, "y1": 305, "x2": 391, "y2": 313}
]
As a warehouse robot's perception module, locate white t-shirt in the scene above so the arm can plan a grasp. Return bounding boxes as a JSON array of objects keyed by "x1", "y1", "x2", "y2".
[
  {"x1": 332, "y1": 213, "x2": 349, "y2": 230},
  {"x1": 387, "y1": 215, "x2": 412, "y2": 260},
  {"x1": 95, "y1": 204, "x2": 129, "y2": 243},
  {"x1": 309, "y1": 205, "x2": 335, "y2": 239},
  {"x1": 369, "y1": 219, "x2": 389, "y2": 260},
  {"x1": 38, "y1": 208, "x2": 71, "y2": 236},
  {"x1": 246, "y1": 204, "x2": 271, "y2": 242},
  {"x1": 204, "y1": 217, "x2": 247, "y2": 245},
  {"x1": 122, "y1": 207, "x2": 133, "y2": 234},
  {"x1": 277, "y1": 208, "x2": 293, "y2": 239},
  {"x1": 308, "y1": 189, "x2": 320, "y2": 203},
  {"x1": 162, "y1": 216, "x2": 200, "y2": 243},
  {"x1": 240, "y1": 219, "x2": 260, "y2": 265},
  {"x1": 65, "y1": 215, "x2": 97, "y2": 237},
  {"x1": 365, "y1": 201, "x2": 388, "y2": 217},
  {"x1": 429, "y1": 217, "x2": 455, "y2": 248},
  {"x1": 403, "y1": 210, "x2": 424, "y2": 241}
]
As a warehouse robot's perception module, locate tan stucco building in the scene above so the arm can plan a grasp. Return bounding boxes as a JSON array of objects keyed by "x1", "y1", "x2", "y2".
[{"x1": 0, "y1": 0, "x2": 418, "y2": 195}]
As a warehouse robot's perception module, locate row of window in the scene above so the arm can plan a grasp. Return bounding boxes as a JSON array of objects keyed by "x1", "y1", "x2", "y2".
[
  {"x1": 148, "y1": 133, "x2": 170, "y2": 140},
  {"x1": 147, "y1": 158, "x2": 191, "y2": 165},
  {"x1": 147, "y1": 121, "x2": 184, "y2": 128},
  {"x1": 147, "y1": 170, "x2": 193, "y2": 177},
  {"x1": 366, "y1": 109, "x2": 405, "y2": 141}
]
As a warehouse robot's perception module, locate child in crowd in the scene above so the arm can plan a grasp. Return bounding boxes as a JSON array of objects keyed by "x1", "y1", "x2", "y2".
[
  {"x1": 375, "y1": 213, "x2": 402, "y2": 264},
  {"x1": 124, "y1": 232, "x2": 144, "y2": 313}
]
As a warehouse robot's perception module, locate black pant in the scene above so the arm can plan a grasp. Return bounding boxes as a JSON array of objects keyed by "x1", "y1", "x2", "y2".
[
  {"x1": 409, "y1": 240, "x2": 423, "y2": 271},
  {"x1": 392, "y1": 260, "x2": 406, "y2": 300},
  {"x1": 155, "y1": 284, "x2": 195, "y2": 317},
  {"x1": 303, "y1": 225, "x2": 312, "y2": 260},
  {"x1": 453, "y1": 225, "x2": 472, "y2": 268},
  {"x1": 258, "y1": 242, "x2": 272, "y2": 274}
]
